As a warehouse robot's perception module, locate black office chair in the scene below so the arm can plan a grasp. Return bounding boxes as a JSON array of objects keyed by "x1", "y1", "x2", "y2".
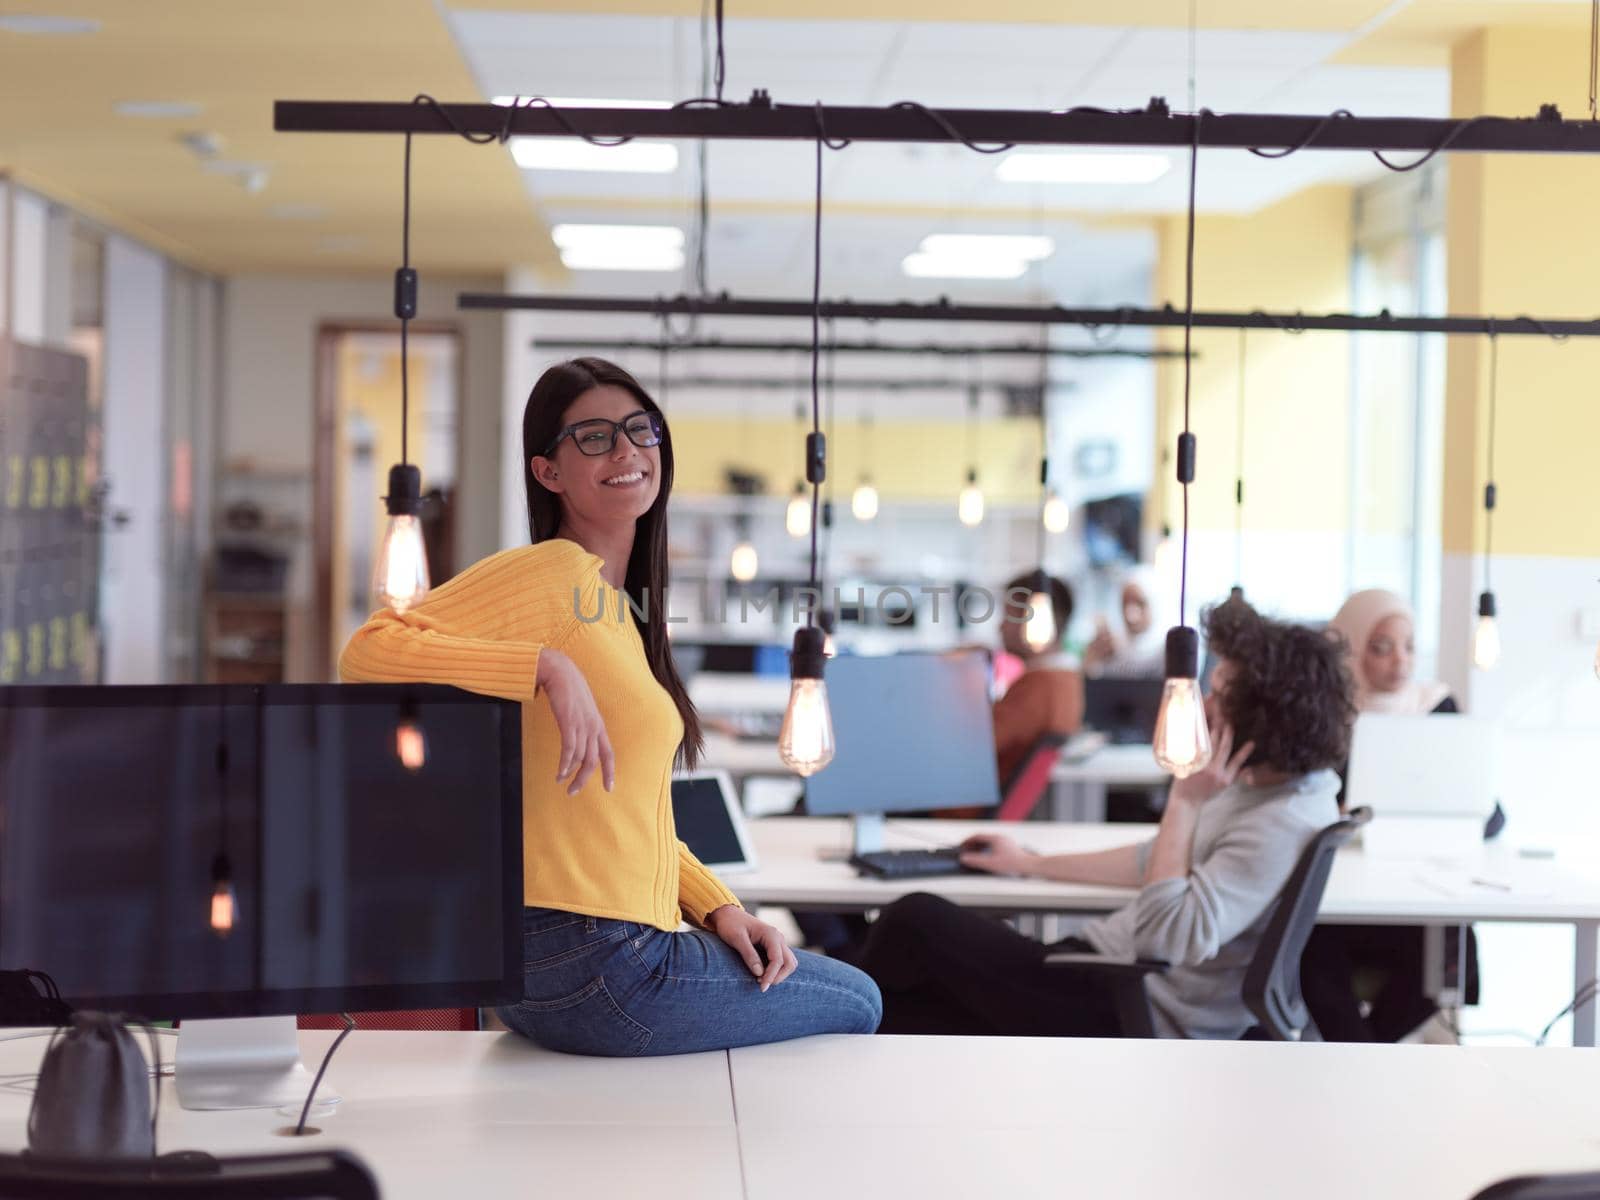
[
  {"x1": 1044, "y1": 807, "x2": 1372, "y2": 1040},
  {"x1": 1470, "y1": 1174, "x2": 1600, "y2": 1200},
  {"x1": 0, "y1": 1149, "x2": 380, "y2": 1199}
]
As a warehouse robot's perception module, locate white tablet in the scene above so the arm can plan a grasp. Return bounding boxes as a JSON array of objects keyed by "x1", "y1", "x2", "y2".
[{"x1": 671, "y1": 769, "x2": 758, "y2": 875}]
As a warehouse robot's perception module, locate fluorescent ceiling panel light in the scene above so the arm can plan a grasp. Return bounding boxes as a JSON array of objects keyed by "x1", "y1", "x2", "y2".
[
  {"x1": 493, "y1": 96, "x2": 672, "y2": 108},
  {"x1": 115, "y1": 100, "x2": 203, "y2": 119},
  {"x1": 316, "y1": 235, "x2": 365, "y2": 254},
  {"x1": 270, "y1": 204, "x2": 327, "y2": 221},
  {"x1": 901, "y1": 252, "x2": 1028, "y2": 280},
  {"x1": 997, "y1": 152, "x2": 1171, "y2": 184},
  {"x1": 0, "y1": 14, "x2": 100, "y2": 33},
  {"x1": 511, "y1": 138, "x2": 678, "y2": 173},
  {"x1": 918, "y1": 234, "x2": 1055, "y2": 261},
  {"x1": 558, "y1": 246, "x2": 686, "y2": 272},
  {"x1": 551, "y1": 224, "x2": 684, "y2": 251}
]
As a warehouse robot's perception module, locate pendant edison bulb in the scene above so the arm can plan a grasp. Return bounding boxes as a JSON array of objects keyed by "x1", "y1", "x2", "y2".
[
  {"x1": 786, "y1": 487, "x2": 811, "y2": 539},
  {"x1": 1153, "y1": 628, "x2": 1213, "y2": 779},
  {"x1": 373, "y1": 514, "x2": 431, "y2": 614},
  {"x1": 778, "y1": 627, "x2": 835, "y2": 777},
  {"x1": 395, "y1": 718, "x2": 427, "y2": 772},
  {"x1": 851, "y1": 480, "x2": 879, "y2": 522},
  {"x1": 730, "y1": 541, "x2": 759, "y2": 583},
  {"x1": 1042, "y1": 492, "x2": 1071, "y2": 534},
  {"x1": 958, "y1": 472, "x2": 985, "y2": 528},
  {"x1": 1024, "y1": 591, "x2": 1057, "y2": 651}
]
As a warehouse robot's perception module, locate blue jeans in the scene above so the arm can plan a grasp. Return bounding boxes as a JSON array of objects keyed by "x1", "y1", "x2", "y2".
[{"x1": 496, "y1": 907, "x2": 883, "y2": 1056}]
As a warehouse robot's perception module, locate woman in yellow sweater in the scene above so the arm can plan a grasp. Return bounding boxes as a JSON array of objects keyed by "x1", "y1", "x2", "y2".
[{"x1": 341, "y1": 357, "x2": 881, "y2": 1056}]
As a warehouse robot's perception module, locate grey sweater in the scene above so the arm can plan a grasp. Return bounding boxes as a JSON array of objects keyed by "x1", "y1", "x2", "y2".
[{"x1": 1082, "y1": 770, "x2": 1340, "y2": 1039}]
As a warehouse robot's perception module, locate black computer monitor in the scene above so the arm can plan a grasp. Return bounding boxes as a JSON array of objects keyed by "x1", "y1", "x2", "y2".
[
  {"x1": 1083, "y1": 677, "x2": 1165, "y2": 744},
  {"x1": 803, "y1": 652, "x2": 998, "y2": 850},
  {"x1": 0, "y1": 683, "x2": 522, "y2": 1025}
]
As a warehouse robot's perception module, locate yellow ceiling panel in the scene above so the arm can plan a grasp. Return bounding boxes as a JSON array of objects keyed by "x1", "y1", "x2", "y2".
[{"x1": 0, "y1": 0, "x2": 552, "y2": 274}]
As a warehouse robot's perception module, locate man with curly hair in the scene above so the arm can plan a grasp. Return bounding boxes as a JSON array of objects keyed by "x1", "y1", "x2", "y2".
[{"x1": 850, "y1": 594, "x2": 1356, "y2": 1040}]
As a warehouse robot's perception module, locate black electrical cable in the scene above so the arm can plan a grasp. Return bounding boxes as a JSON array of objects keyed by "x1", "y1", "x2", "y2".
[
  {"x1": 1591, "y1": 0, "x2": 1598, "y2": 123},
  {"x1": 1235, "y1": 325, "x2": 1247, "y2": 588},
  {"x1": 295, "y1": 1013, "x2": 355, "y2": 1135},
  {"x1": 714, "y1": 0, "x2": 726, "y2": 104},
  {"x1": 1178, "y1": 110, "x2": 1202, "y2": 628},
  {"x1": 806, "y1": 104, "x2": 826, "y2": 610},
  {"x1": 401, "y1": 129, "x2": 412, "y2": 467},
  {"x1": 1485, "y1": 323, "x2": 1499, "y2": 592}
]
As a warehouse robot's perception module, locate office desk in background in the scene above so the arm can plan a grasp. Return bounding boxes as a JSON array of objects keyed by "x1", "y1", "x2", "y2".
[
  {"x1": 699, "y1": 734, "x2": 1169, "y2": 824},
  {"x1": 734, "y1": 816, "x2": 1600, "y2": 1047},
  {"x1": 1, "y1": 1030, "x2": 1595, "y2": 1199}
]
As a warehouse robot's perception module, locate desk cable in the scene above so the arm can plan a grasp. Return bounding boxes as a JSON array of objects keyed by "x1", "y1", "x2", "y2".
[{"x1": 296, "y1": 1013, "x2": 355, "y2": 1136}]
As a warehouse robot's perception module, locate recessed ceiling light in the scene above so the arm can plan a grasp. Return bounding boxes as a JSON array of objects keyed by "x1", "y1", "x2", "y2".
[
  {"x1": 179, "y1": 131, "x2": 225, "y2": 159},
  {"x1": 996, "y1": 152, "x2": 1171, "y2": 185},
  {"x1": 0, "y1": 14, "x2": 100, "y2": 34},
  {"x1": 551, "y1": 224, "x2": 684, "y2": 250},
  {"x1": 115, "y1": 100, "x2": 203, "y2": 119},
  {"x1": 270, "y1": 204, "x2": 327, "y2": 221},
  {"x1": 918, "y1": 234, "x2": 1055, "y2": 261},
  {"x1": 551, "y1": 224, "x2": 685, "y2": 271},
  {"x1": 511, "y1": 138, "x2": 678, "y2": 173},
  {"x1": 316, "y1": 235, "x2": 365, "y2": 254},
  {"x1": 901, "y1": 252, "x2": 1029, "y2": 281},
  {"x1": 492, "y1": 96, "x2": 672, "y2": 109}
]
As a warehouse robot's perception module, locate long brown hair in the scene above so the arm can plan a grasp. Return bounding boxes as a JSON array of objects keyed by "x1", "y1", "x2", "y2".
[{"x1": 522, "y1": 357, "x2": 701, "y2": 769}]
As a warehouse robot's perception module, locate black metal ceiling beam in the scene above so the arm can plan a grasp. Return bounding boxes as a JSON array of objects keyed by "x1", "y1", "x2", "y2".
[
  {"x1": 463, "y1": 291, "x2": 1600, "y2": 337},
  {"x1": 531, "y1": 336, "x2": 1187, "y2": 360},
  {"x1": 642, "y1": 374, "x2": 1071, "y2": 392},
  {"x1": 275, "y1": 97, "x2": 1600, "y2": 155}
]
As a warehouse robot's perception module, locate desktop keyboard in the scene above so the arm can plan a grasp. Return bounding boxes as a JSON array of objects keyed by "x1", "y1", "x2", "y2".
[{"x1": 850, "y1": 847, "x2": 975, "y2": 880}]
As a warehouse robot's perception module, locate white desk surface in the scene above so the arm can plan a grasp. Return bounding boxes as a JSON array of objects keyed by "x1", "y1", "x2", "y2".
[
  {"x1": 2, "y1": 1029, "x2": 1596, "y2": 1199},
  {"x1": 727, "y1": 1036, "x2": 1600, "y2": 1200},
  {"x1": 0, "y1": 1030, "x2": 744, "y2": 1200},
  {"x1": 735, "y1": 816, "x2": 1600, "y2": 926}
]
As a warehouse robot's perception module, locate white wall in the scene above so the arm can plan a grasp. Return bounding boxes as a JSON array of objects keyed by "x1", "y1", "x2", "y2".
[
  {"x1": 99, "y1": 236, "x2": 168, "y2": 684},
  {"x1": 8, "y1": 187, "x2": 47, "y2": 343}
]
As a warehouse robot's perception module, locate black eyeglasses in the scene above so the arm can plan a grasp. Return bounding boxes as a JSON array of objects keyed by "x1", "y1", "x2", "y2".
[{"x1": 544, "y1": 409, "x2": 664, "y2": 457}]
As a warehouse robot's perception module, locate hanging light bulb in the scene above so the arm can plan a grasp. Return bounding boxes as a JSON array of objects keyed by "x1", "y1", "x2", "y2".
[
  {"x1": 778, "y1": 627, "x2": 835, "y2": 776},
  {"x1": 373, "y1": 464, "x2": 430, "y2": 613},
  {"x1": 851, "y1": 478, "x2": 879, "y2": 522},
  {"x1": 785, "y1": 483, "x2": 811, "y2": 538},
  {"x1": 395, "y1": 703, "x2": 427, "y2": 772},
  {"x1": 958, "y1": 470, "x2": 985, "y2": 527},
  {"x1": 1153, "y1": 627, "x2": 1213, "y2": 779},
  {"x1": 209, "y1": 852, "x2": 236, "y2": 937},
  {"x1": 730, "y1": 540, "x2": 759, "y2": 583},
  {"x1": 1473, "y1": 591, "x2": 1501, "y2": 671},
  {"x1": 1024, "y1": 588, "x2": 1057, "y2": 651},
  {"x1": 1042, "y1": 490, "x2": 1070, "y2": 534}
]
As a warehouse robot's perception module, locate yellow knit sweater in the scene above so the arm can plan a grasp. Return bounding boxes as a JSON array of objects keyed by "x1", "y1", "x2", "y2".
[{"x1": 339, "y1": 539, "x2": 741, "y2": 932}]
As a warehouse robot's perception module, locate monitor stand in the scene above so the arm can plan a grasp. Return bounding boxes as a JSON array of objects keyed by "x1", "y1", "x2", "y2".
[
  {"x1": 817, "y1": 813, "x2": 886, "y2": 861},
  {"x1": 174, "y1": 1016, "x2": 339, "y2": 1112}
]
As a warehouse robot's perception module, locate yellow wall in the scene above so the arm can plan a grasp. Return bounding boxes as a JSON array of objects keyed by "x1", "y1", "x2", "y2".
[
  {"x1": 1446, "y1": 25, "x2": 1600, "y2": 559},
  {"x1": 1152, "y1": 185, "x2": 1354, "y2": 537},
  {"x1": 668, "y1": 415, "x2": 1042, "y2": 503}
]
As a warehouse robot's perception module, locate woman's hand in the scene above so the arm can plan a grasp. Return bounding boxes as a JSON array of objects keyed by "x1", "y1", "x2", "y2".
[
  {"x1": 958, "y1": 833, "x2": 1036, "y2": 877},
  {"x1": 1169, "y1": 721, "x2": 1254, "y2": 808},
  {"x1": 535, "y1": 648, "x2": 615, "y2": 795},
  {"x1": 707, "y1": 906, "x2": 798, "y2": 992}
]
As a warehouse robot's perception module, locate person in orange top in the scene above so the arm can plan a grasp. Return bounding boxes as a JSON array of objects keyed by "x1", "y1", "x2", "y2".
[
  {"x1": 992, "y1": 571, "x2": 1084, "y2": 787},
  {"x1": 341, "y1": 357, "x2": 881, "y2": 1056}
]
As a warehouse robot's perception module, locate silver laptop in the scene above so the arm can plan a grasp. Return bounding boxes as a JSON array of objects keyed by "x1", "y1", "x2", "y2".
[
  {"x1": 1346, "y1": 714, "x2": 1499, "y2": 857},
  {"x1": 671, "y1": 769, "x2": 759, "y2": 874}
]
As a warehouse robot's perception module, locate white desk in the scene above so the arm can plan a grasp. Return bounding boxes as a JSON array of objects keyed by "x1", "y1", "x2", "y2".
[
  {"x1": 728, "y1": 1035, "x2": 1600, "y2": 1200},
  {"x1": 733, "y1": 816, "x2": 1600, "y2": 1047},
  {"x1": 0, "y1": 1030, "x2": 744, "y2": 1199},
  {"x1": 1048, "y1": 742, "x2": 1168, "y2": 821},
  {"x1": 1, "y1": 1030, "x2": 1595, "y2": 1198}
]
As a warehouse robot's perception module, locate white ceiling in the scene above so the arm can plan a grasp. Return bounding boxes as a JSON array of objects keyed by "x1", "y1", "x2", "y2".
[{"x1": 445, "y1": 10, "x2": 1448, "y2": 302}]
